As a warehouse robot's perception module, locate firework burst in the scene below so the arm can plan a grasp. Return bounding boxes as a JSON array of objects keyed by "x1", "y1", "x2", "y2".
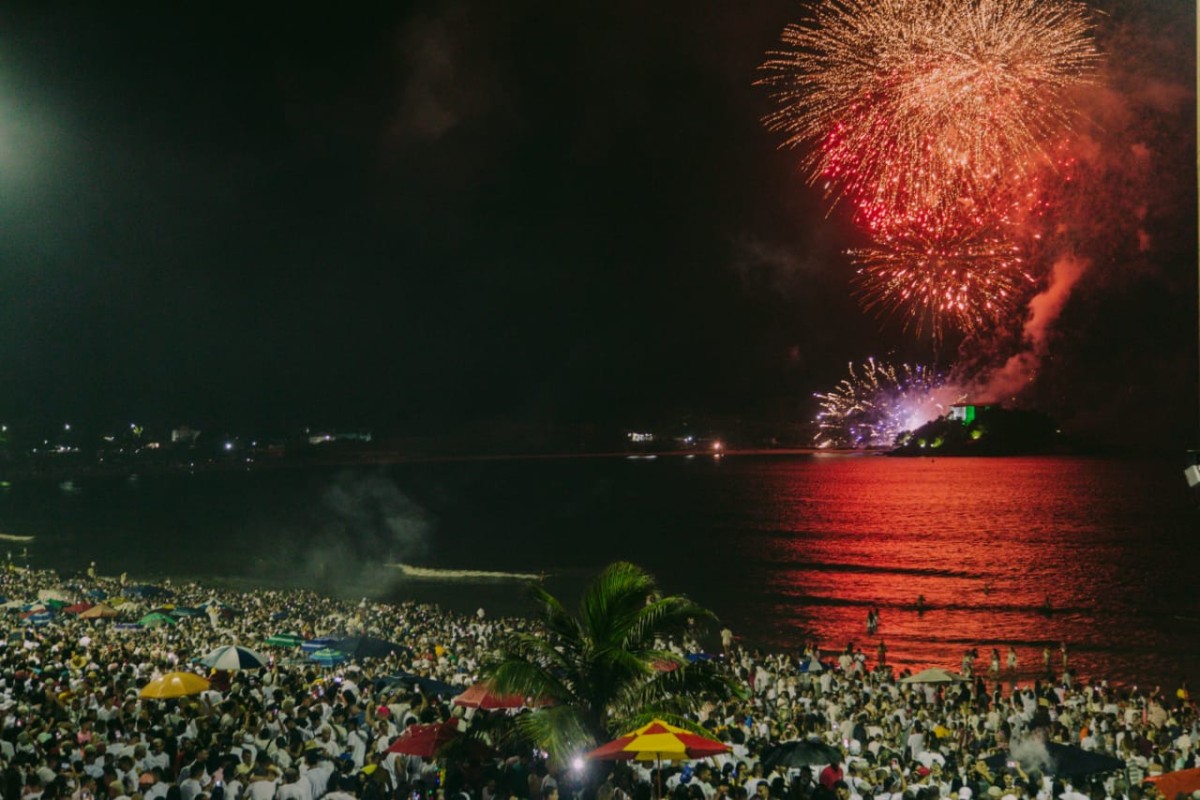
[
  {"x1": 851, "y1": 225, "x2": 1036, "y2": 339},
  {"x1": 759, "y1": 0, "x2": 1098, "y2": 222},
  {"x1": 814, "y1": 358, "x2": 960, "y2": 448}
]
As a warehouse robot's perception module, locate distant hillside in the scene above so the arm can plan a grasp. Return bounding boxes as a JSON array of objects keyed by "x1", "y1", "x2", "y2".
[{"x1": 890, "y1": 406, "x2": 1063, "y2": 456}]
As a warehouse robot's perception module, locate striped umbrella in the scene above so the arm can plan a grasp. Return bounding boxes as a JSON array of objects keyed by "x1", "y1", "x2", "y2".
[
  {"x1": 264, "y1": 632, "x2": 304, "y2": 648},
  {"x1": 301, "y1": 637, "x2": 339, "y2": 653},
  {"x1": 200, "y1": 645, "x2": 268, "y2": 671}
]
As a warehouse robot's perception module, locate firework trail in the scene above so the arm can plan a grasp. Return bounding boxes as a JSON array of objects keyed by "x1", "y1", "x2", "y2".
[{"x1": 814, "y1": 358, "x2": 962, "y2": 448}]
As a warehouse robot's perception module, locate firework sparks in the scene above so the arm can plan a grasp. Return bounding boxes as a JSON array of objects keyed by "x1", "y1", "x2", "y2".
[
  {"x1": 759, "y1": 0, "x2": 1098, "y2": 223},
  {"x1": 851, "y1": 226, "x2": 1035, "y2": 339},
  {"x1": 814, "y1": 358, "x2": 961, "y2": 448}
]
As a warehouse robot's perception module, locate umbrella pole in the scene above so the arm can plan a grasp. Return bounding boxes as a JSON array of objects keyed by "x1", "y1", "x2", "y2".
[{"x1": 657, "y1": 756, "x2": 662, "y2": 800}]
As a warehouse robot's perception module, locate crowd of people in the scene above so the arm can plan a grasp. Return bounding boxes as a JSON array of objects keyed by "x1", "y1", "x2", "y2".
[{"x1": 0, "y1": 566, "x2": 1195, "y2": 800}]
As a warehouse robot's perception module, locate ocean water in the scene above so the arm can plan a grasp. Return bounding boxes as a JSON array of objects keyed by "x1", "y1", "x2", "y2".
[{"x1": 1, "y1": 454, "x2": 1197, "y2": 688}]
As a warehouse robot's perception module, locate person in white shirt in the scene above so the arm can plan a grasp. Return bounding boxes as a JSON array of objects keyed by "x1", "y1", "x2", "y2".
[
  {"x1": 278, "y1": 770, "x2": 314, "y2": 800},
  {"x1": 301, "y1": 751, "x2": 333, "y2": 799}
]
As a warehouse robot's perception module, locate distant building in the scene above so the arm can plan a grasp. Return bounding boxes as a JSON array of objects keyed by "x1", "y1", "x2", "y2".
[
  {"x1": 171, "y1": 426, "x2": 200, "y2": 444},
  {"x1": 949, "y1": 404, "x2": 996, "y2": 425},
  {"x1": 307, "y1": 431, "x2": 372, "y2": 446}
]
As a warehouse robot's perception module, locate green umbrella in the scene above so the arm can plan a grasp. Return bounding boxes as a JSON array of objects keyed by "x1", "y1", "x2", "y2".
[
  {"x1": 264, "y1": 632, "x2": 304, "y2": 648},
  {"x1": 139, "y1": 612, "x2": 178, "y2": 628}
]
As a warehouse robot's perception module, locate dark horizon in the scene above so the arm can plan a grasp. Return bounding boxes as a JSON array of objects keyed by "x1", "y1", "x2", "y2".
[{"x1": 0, "y1": 1, "x2": 1195, "y2": 449}]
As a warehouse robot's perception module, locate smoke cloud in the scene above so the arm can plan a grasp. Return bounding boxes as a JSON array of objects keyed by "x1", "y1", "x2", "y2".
[
  {"x1": 966, "y1": 254, "x2": 1091, "y2": 403},
  {"x1": 1008, "y1": 735, "x2": 1053, "y2": 775},
  {"x1": 277, "y1": 472, "x2": 432, "y2": 597}
]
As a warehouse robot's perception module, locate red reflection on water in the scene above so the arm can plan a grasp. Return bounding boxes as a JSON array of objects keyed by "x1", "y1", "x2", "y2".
[{"x1": 741, "y1": 455, "x2": 1196, "y2": 687}]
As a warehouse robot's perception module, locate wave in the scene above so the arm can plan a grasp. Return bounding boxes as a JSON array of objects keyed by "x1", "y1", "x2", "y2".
[
  {"x1": 0, "y1": 534, "x2": 34, "y2": 543},
  {"x1": 387, "y1": 563, "x2": 543, "y2": 582}
]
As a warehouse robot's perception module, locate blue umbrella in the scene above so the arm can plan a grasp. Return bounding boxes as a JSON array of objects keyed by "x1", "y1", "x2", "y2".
[
  {"x1": 200, "y1": 645, "x2": 268, "y2": 671},
  {"x1": 301, "y1": 637, "x2": 339, "y2": 653},
  {"x1": 309, "y1": 648, "x2": 348, "y2": 667}
]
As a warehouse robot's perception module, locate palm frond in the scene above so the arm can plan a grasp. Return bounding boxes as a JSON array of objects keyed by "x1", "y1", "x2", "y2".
[
  {"x1": 526, "y1": 582, "x2": 583, "y2": 642},
  {"x1": 514, "y1": 705, "x2": 600, "y2": 766},
  {"x1": 579, "y1": 562, "x2": 658, "y2": 648},
  {"x1": 628, "y1": 594, "x2": 714, "y2": 647},
  {"x1": 490, "y1": 659, "x2": 575, "y2": 705}
]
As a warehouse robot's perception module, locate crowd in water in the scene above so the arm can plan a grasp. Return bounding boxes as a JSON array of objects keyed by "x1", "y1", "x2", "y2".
[{"x1": 0, "y1": 566, "x2": 1197, "y2": 800}]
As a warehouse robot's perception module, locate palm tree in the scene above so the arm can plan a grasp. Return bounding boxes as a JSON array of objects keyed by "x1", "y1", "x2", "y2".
[{"x1": 485, "y1": 561, "x2": 739, "y2": 764}]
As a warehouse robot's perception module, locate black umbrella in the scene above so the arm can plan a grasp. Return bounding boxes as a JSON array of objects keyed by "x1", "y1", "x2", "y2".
[
  {"x1": 377, "y1": 673, "x2": 460, "y2": 697},
  {"x1": 761, "y1": 740, "x2": 843, "y2": 771},
  {"x1": 983, "y1": 742, "x2": 1124, "y2": 779},
  {"x1": 332, "y1": 635, "x2": 407, "y2": 661}
]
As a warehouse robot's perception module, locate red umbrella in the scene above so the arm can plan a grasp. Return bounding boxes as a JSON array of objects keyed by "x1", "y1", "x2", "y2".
[
  {"x1": 385, "y1": 721, "x2": 461, "y2": 758},
  {"x1": 453, "y1": 680, "x2": 553, "y2": 710},
  {"x1": 64, "y1": 602, "x2": 95, "y2": 614},
  {"x1": 1145, "y1": 768, "x2": 1200, "y2": 799}
]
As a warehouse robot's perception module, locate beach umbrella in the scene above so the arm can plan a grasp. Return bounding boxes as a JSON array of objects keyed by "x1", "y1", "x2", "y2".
[
  {"x1": 86, "y1": 589, "x2": 107, "y2": 600},
  {"x1": 79, "y1": 603, "x2": 119, "y2": 619},
  {"x1": 309, "y1": 648, "x2": 348, "y2": 667},
  {"x1": 1145, "y1": 768, "x2": 1200, "y2": 799},
  {"x1": 301, "y1": 636, "x2": 339, "y2": 653},
  {"x1": 21, "y1": 611, "x2": 53, "y2": 626},
  {"x1": 586, "y1": 719, "x2": 729, "y2": 761},
  {"x1": 125, "y1": 585, "x2": 175, "y2": 600},
  {"x1": 385, "y1": 721, "x2": 461, "y2": 758},
  {"x1": 761, "y1": 740, "x2": 843, "y2": 771},
  {"x1": 453, "y1": 680, "x2": 553, "y2": 710},
  {"x1": 332, "y1": 635, "x2": 406, "y2": 661},
  {"x1": 587, "y1": 720, "x2": 729, "y2": 798},
  {"x1": 899, "y1": 668, "x2": 967, "y2": 685},
  {"x1": 983, "y1": 742, "x2": 1124, "y2": 779},
  {"x1": 264, "y1": 632, "x2": 304, "y2": 648},
  {"x1": 63, "y1": 602, "x2": 94, "y2": 615},
  {"x1": 378, "y1": 673, "x2": 460, "y2": 697},
  {"x1": 37, "y1": 589, "x2": 70, "y2": 603},
  {"x1": 139, "y1": 612, "x2": 177, "y2": 628},
  {"x1": 200, "y1": 645, "x2": 268, "y2": 671},
  {"x1": 170, "y1": 606, "x2": 203, "y2": 618},
  {"x1": 139, "y1": 671, "x2": 210, "y2": 699}
]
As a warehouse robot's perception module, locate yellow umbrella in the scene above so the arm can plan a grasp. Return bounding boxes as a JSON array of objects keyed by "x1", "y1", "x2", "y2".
[{"x1": 139, "y1": 671, "x2": 210, "y2": 699}]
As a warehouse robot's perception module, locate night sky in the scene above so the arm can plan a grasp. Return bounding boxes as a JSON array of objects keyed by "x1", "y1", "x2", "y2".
[{"x1": 0, "y1": 2, "x2": 1195, "y2": 447}]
